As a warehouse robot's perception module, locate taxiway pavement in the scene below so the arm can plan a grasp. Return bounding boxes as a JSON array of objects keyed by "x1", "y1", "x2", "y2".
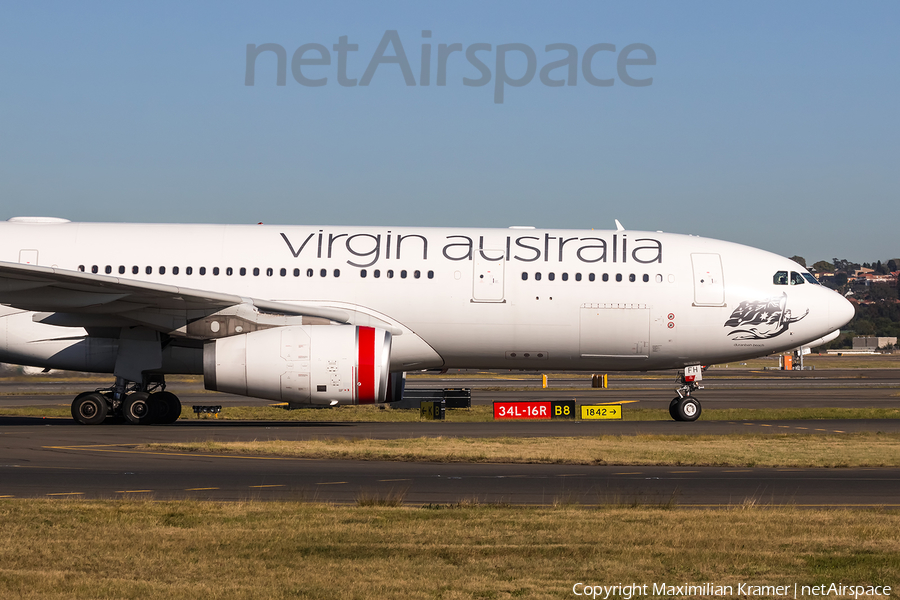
[{"x1": 1, "y1": 371, "x2": 898, "y2": 506}]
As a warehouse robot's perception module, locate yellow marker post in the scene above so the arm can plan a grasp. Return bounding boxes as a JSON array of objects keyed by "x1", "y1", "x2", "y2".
[
  {"x1": 580, "y1": 404, "x2": 622, "y2": 420},
  {"x1": 542, "y1": 374, "x2": 548, "y2": 388},
  {"x1": 591, "y1": 374, "x2": 609, "y2": 389}
]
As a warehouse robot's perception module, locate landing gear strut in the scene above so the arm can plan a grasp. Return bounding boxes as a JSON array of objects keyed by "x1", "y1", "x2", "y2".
[
  {"x1": 70, "y1": 374, "x2": 182, "y2": 426},
  {"x1": 670, "y1": 366, "x2": 703, "y2": 422}
]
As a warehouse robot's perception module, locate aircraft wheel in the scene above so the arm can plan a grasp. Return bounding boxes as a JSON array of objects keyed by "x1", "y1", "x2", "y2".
[
  {"x1": 71, "y1": 392, "x2": 108, "y2": 425},
  {"x1": 123, "y1": 392, "x2": 153, "y2": 425},
  {"x1": 675, "y1": 397, "x2": 701, "y2": 422},
  {"x1": 668, "y1": 398, "x2": 681, "y2": 421},
  {"x1": 150, "y1": 391, "x2": 181, "y2": 424}
]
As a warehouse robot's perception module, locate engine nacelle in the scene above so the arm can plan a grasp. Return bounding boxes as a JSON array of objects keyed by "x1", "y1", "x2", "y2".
[{"x1": 203, "y1": 325, "x2": 391, "y2": 405}]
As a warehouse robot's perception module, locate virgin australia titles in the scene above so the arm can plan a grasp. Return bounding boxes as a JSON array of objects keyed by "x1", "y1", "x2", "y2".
[
  {"x1": 279, "y1": 229, "x2": 663, "y2": 269},
  {"x1": 245, "y1": 30, "x2": 656, "y2": 103}
]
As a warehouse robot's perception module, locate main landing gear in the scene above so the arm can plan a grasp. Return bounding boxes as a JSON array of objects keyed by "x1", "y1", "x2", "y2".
[
  {"x1": 669, "y1": 367, "x2": 703, "y2": 422},
  {"x1": 70, "y1": 375, "x2": 182, "y2": 426}
]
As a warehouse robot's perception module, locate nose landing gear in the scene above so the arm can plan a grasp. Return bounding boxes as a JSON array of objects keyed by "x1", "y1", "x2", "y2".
[
  {"x1": 70, "y1": 375, "x2": 182, "y2": 426},
  {"x1": 670, "y1": 366, "x2": 704, "y2": 422}
]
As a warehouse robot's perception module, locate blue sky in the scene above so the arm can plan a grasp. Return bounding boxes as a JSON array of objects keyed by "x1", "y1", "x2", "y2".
[{"x1": 1, "y1": 1, "x2": 897, "y2": 263}]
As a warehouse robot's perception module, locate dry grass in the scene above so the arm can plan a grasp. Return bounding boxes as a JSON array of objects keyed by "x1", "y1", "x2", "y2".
[
  {"x1": 145, "y1": 432, "x2": 900, "y2": 468},
  {"x1": 0, "y1": 500, "x2": 898, "y2": 600}
]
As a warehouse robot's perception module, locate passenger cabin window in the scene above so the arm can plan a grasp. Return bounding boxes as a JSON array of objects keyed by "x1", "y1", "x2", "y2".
[
  {"x1": 790, "y1": 271, "x2": 805, "y2": 285},
  {"x1": 773, "y1": 271, "x2": 788, "y2": 285}
]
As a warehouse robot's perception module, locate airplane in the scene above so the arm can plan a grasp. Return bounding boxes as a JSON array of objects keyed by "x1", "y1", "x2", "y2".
[{"x1": 0, "y1": 217, "x2": 854, "y2": 424}]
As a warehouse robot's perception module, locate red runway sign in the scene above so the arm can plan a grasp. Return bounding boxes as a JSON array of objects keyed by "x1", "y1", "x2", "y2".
[{"x1": 493, "y1": 401, "x2": 575, "y2": 420}]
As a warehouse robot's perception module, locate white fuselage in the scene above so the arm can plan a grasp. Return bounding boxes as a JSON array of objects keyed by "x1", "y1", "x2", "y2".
[{"x1": 0, "y1": 220, "x2": 854, "y2": 374}]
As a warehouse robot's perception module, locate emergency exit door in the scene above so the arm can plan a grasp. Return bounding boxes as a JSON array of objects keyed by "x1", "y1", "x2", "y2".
[{"x1": 472, "y1": 251, "x2": 505, "y2": 302}]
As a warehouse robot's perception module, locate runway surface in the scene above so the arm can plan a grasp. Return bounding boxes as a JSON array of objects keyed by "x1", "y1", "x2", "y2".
[
  {"x1": 2, "y1": 416, "x2": 900, "y2": 507},
  {"x1": 1, "y1": 370, "x2": 899, "y2": 506}
]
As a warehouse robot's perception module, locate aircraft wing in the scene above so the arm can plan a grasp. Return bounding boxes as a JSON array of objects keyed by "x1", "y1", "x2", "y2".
[{"x1": 0, "y1": 261, "x2": 351, "y2": 334}]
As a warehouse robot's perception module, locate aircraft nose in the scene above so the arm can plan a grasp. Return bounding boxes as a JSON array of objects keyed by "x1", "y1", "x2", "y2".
[{"x1": 828, "y1": 291, "x2": 855, "y2": 330}]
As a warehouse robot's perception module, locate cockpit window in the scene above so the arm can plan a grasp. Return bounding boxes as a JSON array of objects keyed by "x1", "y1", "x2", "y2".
[
  {"x1": 790, "y1": 271, "x2": 805, "y2": 285},
  {"x1": 773, "y1": 271, "x2": 788, "y2": 285},
  {"x1": 802, "y1": 273, "x2": 819, "y2": 285}
]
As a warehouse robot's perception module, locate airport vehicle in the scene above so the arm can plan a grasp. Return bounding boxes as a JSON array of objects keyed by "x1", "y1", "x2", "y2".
[{"x1": 0, "y1": 217, "x2": 854, "y2": 423}]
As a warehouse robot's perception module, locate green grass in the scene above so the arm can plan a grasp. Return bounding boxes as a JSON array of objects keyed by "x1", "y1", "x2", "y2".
[{"x1": 0, "y1": 500, "x2": 898, "y2": 599}]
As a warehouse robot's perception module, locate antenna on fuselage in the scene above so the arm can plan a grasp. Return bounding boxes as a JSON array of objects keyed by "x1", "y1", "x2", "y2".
[{"x1": 614, "y1": 219, "x2": 625, "y2": 231}]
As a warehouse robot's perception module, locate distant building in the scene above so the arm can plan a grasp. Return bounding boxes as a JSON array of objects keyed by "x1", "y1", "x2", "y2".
[
  {"x1": 852, "y1": 336, "x2": 898, "y2": 351},
  {"x1": 856, "y1": 272, "x2": 898, "y2": 286}
]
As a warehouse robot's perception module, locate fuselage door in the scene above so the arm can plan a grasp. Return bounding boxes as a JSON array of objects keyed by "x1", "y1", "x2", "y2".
[
  {"x1": 472, "y1": 250, "x2": 505, "y2": 303},
  {"x1": 580, "y1": 304, "x2": 650, "y2": 357},
  {"x1": 691, "y1": 253, "x2": 725, "y2": 306}
]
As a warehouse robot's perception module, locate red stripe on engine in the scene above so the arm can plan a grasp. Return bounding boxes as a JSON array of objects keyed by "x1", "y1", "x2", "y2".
[{"x1": 357, "y1": 326, "x2": 376, "y2": 404}]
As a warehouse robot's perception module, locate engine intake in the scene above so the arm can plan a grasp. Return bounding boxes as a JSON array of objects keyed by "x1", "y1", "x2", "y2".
[{"x1": 203, "y1": 325, "x2": 391, "y2": 405}]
